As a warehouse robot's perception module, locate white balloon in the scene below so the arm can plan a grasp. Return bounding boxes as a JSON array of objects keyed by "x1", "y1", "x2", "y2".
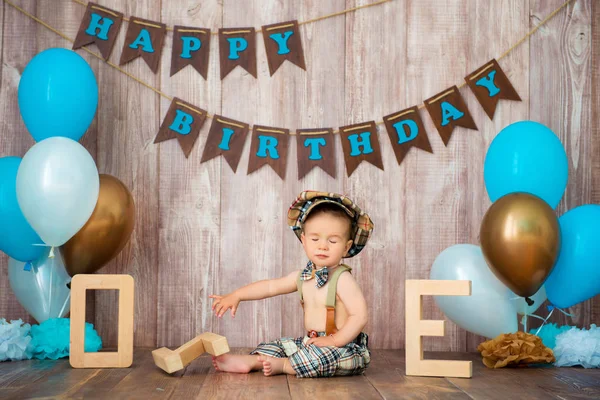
[
  {"x1": 512, "y1": 285, "x2": 547, "y2": 315},
  {"x1": 430, "y1": 244, "x2": 518, "y2": 339},
  {"x1": 16, "y1": 137, "x2": 99, "y2": 247},
  {"x1": 8, "y1": 248, "x2": 71, "y2": 323}
]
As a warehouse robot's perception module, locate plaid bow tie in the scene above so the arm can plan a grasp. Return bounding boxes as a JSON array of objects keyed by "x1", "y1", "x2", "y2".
[{"x1": 300, "y1": 261, "x2": 329, "y2": 288}]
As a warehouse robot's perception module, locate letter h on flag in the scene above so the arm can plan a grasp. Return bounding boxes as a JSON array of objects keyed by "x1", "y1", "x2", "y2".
[
  {"x1": 339, "y1": 121, "x2": 384, "y2": 177},
  {"x1": 73, "y1": 2, "x2": 124, "y2": 60}
]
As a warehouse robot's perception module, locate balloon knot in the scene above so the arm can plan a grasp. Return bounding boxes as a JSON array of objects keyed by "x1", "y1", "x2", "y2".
[
  {"x1": 23, "y1": 262, "x2": 32, "y2": 271},
  {"x1": 525, "y1": 297, "x2": 534, "y2": 306},
  {"x1": 49, "y1": 246, "x2": 55, "y2": 258}
]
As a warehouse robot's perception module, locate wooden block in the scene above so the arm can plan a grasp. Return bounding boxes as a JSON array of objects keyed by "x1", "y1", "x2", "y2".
[
  {"x1": 405, "y1": 279, "x2": 472, "y2": 378},
  {"x1": 151, "y1": 347, "x2": 184, "y2": 374},
  {"x1": 152, "y1": 332, "x2": 229, "y2": 374},
  {"x1": 152, "y1": 335, "x2": 205, "y2": 374},
  {"x1": 177, "y1": 335, "x2": 206, "y2": 366},
  {"x1": 200, "y1": 332, "x2": 230, "y2": 356},
  {"x1": 70, "y1": 274, "x2": 134, "y2": 368}
]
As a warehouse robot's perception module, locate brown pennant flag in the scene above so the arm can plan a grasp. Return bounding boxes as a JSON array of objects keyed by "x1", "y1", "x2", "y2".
[
  {"x1": 154, "y1": 98, "x2": 207, "y2": 158},
  {"x1": 383, "y1": 106, "x2": 433, "y2": 165},
  {"x1": 171, "y1": 26, "x2": 211, "y2": 79},
  {"x1": 262, "y1": 20, "x2": 306, "y2": 76},
  {"x1": 73, "y1": 2, "x2": 123, "y2": 60},
  {"x1": 296, "y1": 128, "x2": 336, "y2": 179},
  {"x1": 219, "y1": 28, "x2": 257, "y2": 79},
  {"x1": 465, "y1": 59, "x2": 521, "y2": 119},
  {"x1": 200, "y1": 115, "x2": 250, "y2": 173},
  {"x1": 424, "y1": 86, "x2": 478, "y2": 146},
  {"x1": 247, "y1": 125, "x2": 290, "y2": 179},
  {"x1": 119, "y1": 17, "x2": 167, "y2": 73},
  {"x1": 339, "y1": 121, "x2": 384, "y2": 177}
]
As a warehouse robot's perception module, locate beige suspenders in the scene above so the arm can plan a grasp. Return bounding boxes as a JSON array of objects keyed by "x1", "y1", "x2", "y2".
[{"x1": 297, "y1": 264, "x2": 351, "y2": 336}]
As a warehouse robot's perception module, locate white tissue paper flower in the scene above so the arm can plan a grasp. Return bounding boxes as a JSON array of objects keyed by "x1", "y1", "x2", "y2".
[
  {"x1": 554, "y1": 324, "x2": 600, "y2": 368},
  {"x1": 0, "y1": 318, "x2": 34, "y2": 361}
]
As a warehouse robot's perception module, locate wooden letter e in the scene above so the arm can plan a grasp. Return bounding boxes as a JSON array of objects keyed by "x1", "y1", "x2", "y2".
[{"x1": 405, "y1": 279, "x2": 472, "y2": 378}]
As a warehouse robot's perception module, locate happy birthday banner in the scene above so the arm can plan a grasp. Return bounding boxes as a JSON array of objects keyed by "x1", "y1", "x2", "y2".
[
  {"x1": 5, "y1": 0, "x2": 573, "y2": 180},
  {"x1": 71, "y1": 0, "x2": 380, "y2": 78},
  {"x1": 150, "y1": 57, "x2": 520, "y2": 179}
]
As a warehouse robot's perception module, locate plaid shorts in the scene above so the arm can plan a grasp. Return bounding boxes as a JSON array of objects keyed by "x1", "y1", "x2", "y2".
[{"x1": 250, "y1": 332, "x2": 370, "y2": 378}]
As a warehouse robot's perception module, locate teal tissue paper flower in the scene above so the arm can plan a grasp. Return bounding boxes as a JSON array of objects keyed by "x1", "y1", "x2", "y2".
[
  {"x1": 30, "y1": 318, "x2": 102, "y2": 360},
  {"x1": 0, "y1": 319, "x2": 34, "y2": 361},
  {"x1": 530, "y1": 323, "x2": 574, "y2": 349}
]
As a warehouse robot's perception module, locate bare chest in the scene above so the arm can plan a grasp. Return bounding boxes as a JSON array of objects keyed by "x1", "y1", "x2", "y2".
[{"x1": 301, "y1": 280, "x2": 330, "y2": 307}]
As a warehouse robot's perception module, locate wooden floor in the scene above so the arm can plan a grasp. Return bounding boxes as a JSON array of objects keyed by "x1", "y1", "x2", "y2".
[{"x1": 0, "y1": 348, "x2": 598, "y2": 399}]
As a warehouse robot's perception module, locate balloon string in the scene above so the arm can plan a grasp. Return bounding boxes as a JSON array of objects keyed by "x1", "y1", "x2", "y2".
[
  {"x1": 549, "y1": 305, "x2": 575, "y2": 318},
  {"x1": 48, "y1": 255, "x2": 54, "y2": 317},
  {"x1": 527, "y1": 313, "x2": 547, "y2": 322},
  {"x1": 534, "y1": 308, "x2": 555, "y2": 336},
  {"x1": 532, "y1": 305, "x2": 576, "y2": 337},
  {"x1": 31, "y1": 262, "x2": 49, "y2": 317},
  {"x1": 58, "y1": 290, "x2": 71, "y2": 319}
]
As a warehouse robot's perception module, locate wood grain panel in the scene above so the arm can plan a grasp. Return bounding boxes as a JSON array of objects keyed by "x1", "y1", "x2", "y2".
[
  {"x1": 281, "y1": 0, "x2": 347, "y2": 340},
  {"x1": 464, "y1": 0, "x2": 530, "y2": 351},
  {"x1": 0, "y1": 0, "x2": 598, "y2": 351},
  {"x1": 0, "y1": 0, "x2": 97, "y2": 324},
  {"x1": 156, "y1": 1, "x2": 223, "y2": 349},
  {"x1": 343, "y1": 0, "x2": 409, "y2": 350},
  {"x1": 529, "y1": 0, "x2": 595, "y2": 331},
  {"x1": 403, "y1": 0, "x2": 471, "y2": 352},
  {"x1": 0, "y1": 0, "x2": 38, "y2": 326},
  {"x1": 92, "y1": 0, "x2": 160, "y2": 348},
  {"x1": 215, "y1": 0, "x2": 294, "y2": 348}
]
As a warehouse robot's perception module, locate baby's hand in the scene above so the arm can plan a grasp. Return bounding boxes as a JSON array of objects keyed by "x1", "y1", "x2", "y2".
[
  {"x1": 306, "y1": 335, "x2": 337, "y2": 348},
  {"x1": 209, "y1": 294, "x2": 240, "y2": 318}
]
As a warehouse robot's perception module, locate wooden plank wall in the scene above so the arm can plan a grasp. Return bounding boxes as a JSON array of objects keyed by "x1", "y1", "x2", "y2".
[{"x1": 0, "y1": 0, "x2": 598, "y2": 351}]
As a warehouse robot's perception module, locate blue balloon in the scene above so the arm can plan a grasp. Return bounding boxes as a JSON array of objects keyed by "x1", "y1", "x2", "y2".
[
  {"x1": 545, "y1": 205, "x2": 600, "y2": 308},
  {"x1": 18, "y1": 48, "x2": 98, "y2": 142},
  {"x1": 484, "y1": 121, "x2": 568, "y2": 209},
  {"x1": 0, "y1": 157, "x2": 44, "y2": 262}
]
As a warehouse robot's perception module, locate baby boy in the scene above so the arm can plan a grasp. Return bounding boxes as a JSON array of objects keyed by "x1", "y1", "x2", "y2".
[{"x1": 210, "y1": 190, "x2": 373, "y2": 378}]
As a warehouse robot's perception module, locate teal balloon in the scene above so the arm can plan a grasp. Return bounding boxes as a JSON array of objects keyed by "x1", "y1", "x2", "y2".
[
  {"x1": 0, "y1": 156, "x2": 44, "y2": 262},
  {"x1": 545, "y1": 205, "x2": 600, "y2": 308},
  {"x1": 484, "y1": 121, "x2": 568, "y2": 209},
  {"x1": 18, "y1": 48, "x2": 98, "y2": 142}
]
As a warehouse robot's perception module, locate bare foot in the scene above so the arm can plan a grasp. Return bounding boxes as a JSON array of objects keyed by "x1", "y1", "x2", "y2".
[
  {"x1": 212, "y1": 354, "x2": 260, "y2": 373},
  {"x1": 258, "y1": 356, "x2": 288, "y2": 376}
]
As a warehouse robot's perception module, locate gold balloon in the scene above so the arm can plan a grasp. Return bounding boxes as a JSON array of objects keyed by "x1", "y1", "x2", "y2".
[
  {"x1": 480, "y1": 192, "x2": 560, "y2": 299},
  {"x1": 61, "y1": 174, "x2": 135, "y2": 276}
]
